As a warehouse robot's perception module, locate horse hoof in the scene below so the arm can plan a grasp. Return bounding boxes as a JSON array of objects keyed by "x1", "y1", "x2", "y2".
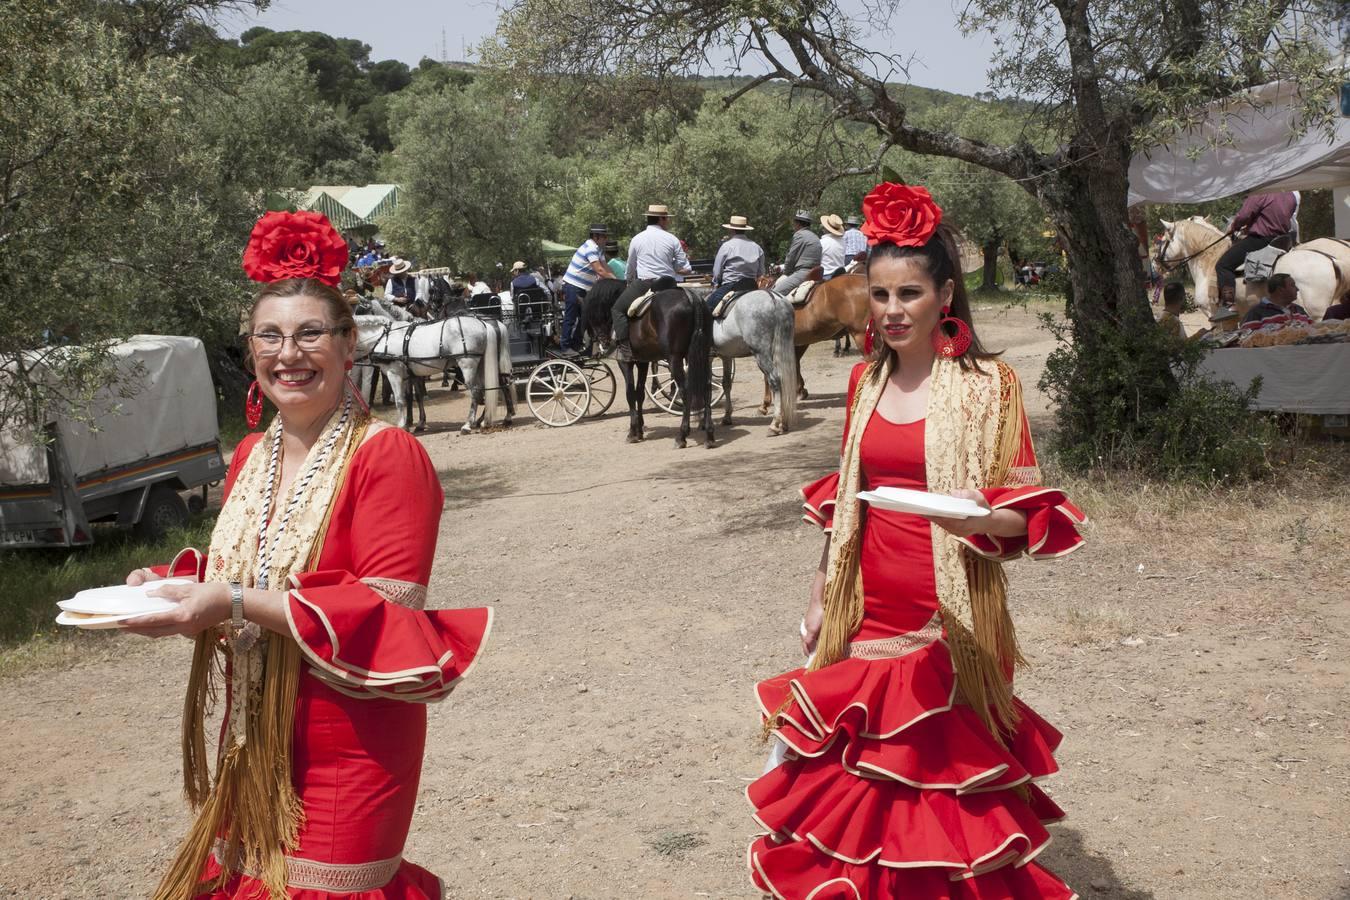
[
  {"x1": 705, "y1": 439, "x2": 717, "y2": 449},
  {"x1": 721, "y1": 417, "x2": 733, "y2": 427},
  {"x1": 798, "y1": 389, "x2": 809, "y2": 400},
  {"x1": 769, "y1": 425, "x2": 784, "y2": 436},
  {"x1": 674, "y1": 438, "x2": 687, "y2": 449},
  {"x1": 627, "y1": 433, "x2": 641, "y2": 444}
]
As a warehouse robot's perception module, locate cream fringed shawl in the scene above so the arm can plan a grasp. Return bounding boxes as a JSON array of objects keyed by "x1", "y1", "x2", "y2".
[
  {"x1": 813, "y1": 355, "x2": 1026, "y2": 737},
  {"x1": 153, "y1": 404, "x2": 369, "y2": 900}
]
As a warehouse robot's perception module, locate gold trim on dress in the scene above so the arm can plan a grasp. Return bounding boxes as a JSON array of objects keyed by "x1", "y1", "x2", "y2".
[
  {"x1": 844, "y1": 613, "x2": 942, "y2": 661},
  {"x1": 360, "y1": 576, "x2": 429, "y2": 610}
]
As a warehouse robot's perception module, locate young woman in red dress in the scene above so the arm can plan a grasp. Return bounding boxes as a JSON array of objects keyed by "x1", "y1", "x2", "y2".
[
  {"x1": 123, "y1": 212, "x2": 491, "y2": 899},
  {"x1": 747, "y1": 184, "x2": 1086, "y2": 899}
]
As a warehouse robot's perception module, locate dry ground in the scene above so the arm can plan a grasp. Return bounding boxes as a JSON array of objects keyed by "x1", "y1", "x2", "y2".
[{"x1": 2, "y1": 300, "x2": 1348, "y2": 899}]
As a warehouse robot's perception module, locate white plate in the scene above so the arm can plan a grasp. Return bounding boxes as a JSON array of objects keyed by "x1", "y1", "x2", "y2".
[
  {"x1": 57, "y1": 579, "x2": 192, "y2": 616},
  {"x1": 857, "y1": 487, "x2": 990, "y2": 519},
  {"x1": 55, "y1": 609, "x2": 169, "y2": 630}
]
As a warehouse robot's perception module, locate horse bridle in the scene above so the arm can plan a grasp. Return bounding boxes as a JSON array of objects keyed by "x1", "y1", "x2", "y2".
[{"x1": 1155, "y1": 222, "x2": 1232, "y2": 274}]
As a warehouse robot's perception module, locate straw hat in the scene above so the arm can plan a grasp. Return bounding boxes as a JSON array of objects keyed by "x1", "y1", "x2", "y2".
[
  {"x1": 389, "y1": 258, "x2": 412, "y2": 275},
  {"x1": 844, "y1": 214, "x2": 862, "y2": 228},
  {"x1": 646, "y1": 204, "x2": 673, "y2": 217},
  {"x1": 510, "y1": 260, "x2": 527, "y2": 272},
  {"x1": 721, "y1": 215, "x2": 754, "y2": 232},
  {"x1": 820, "y1": 214, "x2": 844, "y2": 236}
]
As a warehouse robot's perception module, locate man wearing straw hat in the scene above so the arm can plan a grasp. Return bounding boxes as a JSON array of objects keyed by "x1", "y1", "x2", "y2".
[
  {"x1": 773, "y1": 208, "x2": 822, "y2": 295},
  {"x1": 819, "y1": 213, "x2": 847, "y2": 279},
  {"x1": 562, "y1": 223, "x2": 615, "y2": 352},
  {"x1": 706, "y1": 214, "x2": 765, "y2": 311},
  {"x1": 384, "y1": 257, "x2": 417, "y2": 306},
  {"x1": 612, "y1": 204, "x2": 692, "y2": 354}
]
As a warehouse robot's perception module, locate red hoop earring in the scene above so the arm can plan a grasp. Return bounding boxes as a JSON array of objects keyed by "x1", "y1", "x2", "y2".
[
  {"x1": 245, "y1": 380, "x2": 265, "y2": 430},
  {"x1": 931, "y1": 306, "x2": 972, "y2": 358},
  {"x1": 863, "y1": 319, "x2": 876, "y2": 356}
]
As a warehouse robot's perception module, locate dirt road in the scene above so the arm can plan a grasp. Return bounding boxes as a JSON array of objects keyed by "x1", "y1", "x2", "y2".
[{"x1": 2, "y1": 302, "x2": 1347, "y2": 899}]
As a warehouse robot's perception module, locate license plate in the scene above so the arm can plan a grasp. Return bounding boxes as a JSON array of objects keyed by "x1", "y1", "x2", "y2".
[{"x1": 0, "y1": 529, "x2": 36, "y2": 546}]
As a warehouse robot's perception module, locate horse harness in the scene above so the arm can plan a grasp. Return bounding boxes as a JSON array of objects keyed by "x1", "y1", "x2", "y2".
[{"x1": 367, "y1": 315, "x2": 489, "y2": 364}]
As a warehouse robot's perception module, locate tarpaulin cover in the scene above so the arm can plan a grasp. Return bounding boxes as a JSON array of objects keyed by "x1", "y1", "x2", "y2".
[
  {"x1": 1198, "y1": 344, "x2": 1350, "y2": 415},
  {"x1": 0, "y1": 336, "x2": 218, "y2": 486},
  {"x1": 1128, "y1": 80, "x2": 1350, "y2": 205}
]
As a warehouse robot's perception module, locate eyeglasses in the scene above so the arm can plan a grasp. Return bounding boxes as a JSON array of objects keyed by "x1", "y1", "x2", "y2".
[{"x1": 245, "y1": 326, "x2": 346, "y2": 356}]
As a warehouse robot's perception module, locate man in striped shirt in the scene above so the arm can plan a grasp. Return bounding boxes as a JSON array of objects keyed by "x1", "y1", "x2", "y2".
[
  {"x1": 562, "y1": 224, "x2": 614, "y2": 351},
  {"x1": 842, "y1": 214, "x2": 867, "y2": 266}
]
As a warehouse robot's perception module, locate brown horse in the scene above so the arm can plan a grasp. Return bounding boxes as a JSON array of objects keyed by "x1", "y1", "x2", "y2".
[{"x1": 758, "y1": 273, "x2": 870, "y2": 412}]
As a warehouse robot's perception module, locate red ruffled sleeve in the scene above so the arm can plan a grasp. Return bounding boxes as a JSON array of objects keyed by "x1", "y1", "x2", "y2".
[
  {"x1": 800, "y1": 363, "x2": 867, "y2": 533},
  {"x1": 284, "y1": 428, "x2": 491, "y2": 703},
  {"x1": 959, "y1": 375, "x2": 1087, "y2": 561}
]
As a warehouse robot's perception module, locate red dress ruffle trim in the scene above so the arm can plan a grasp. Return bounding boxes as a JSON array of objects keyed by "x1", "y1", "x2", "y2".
[
  {"x1": 801, "y1": 472, "x2": 840, "y2": 532},
  {"x1": 749, "y1": 643, "x2": 1073, "y2": 899},
  {"x1": 196, "y1": 854, "x2": 443, "y2": 899},
  {"x1": 286, "y1": 571, "x2": 492, "y2": 703}
]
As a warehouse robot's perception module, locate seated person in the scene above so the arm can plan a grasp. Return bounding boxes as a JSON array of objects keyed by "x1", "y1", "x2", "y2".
[
  {"x1": 1158, "y1": 283, "x2": 1187, "y2": 340},
  {"x1": 1322, "y1": 291, "x2": 1349, "y2": 321},
  {"x1": 1241, "y1": 273, "x2": 1312, "y2": 331}
]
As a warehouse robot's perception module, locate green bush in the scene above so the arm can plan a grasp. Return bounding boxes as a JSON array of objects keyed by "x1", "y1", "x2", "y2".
[{"x1": 1038, "y1": 314, "x2": 1274, "y2": 481}]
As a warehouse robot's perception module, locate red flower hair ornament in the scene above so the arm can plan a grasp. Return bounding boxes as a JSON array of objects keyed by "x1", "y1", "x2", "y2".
[
  {"x1": 241, "y1": 210, "x2": 348, "y2": 286},
  {"x1": 861, "y1": 182, "x2": 942, "y2": 247}
]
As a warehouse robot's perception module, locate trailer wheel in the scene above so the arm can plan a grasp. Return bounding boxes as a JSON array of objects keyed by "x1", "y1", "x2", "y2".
[{"x1": 135, "y1": 485, "x2": 188, "y2": 540}]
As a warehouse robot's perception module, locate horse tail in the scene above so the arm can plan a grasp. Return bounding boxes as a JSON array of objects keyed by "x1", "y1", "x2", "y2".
[
  {"x1": 481, "y1": 318, "x2": 500, "y2": 427},
  {"x1": 687, "y1": 288, "x2": 713, "y2": 415},
  {"x1": 773, "y1": 296, "x2": 798, "y2": 428}
]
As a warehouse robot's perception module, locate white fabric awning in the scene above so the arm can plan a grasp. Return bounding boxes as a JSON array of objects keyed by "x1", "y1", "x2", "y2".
[{"x1": 1128, "y1": 80, "x2": 1350, "y2": 205}]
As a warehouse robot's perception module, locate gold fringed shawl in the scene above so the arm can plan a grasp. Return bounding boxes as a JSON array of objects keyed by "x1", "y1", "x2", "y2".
[
  {"x1": 154, "y1": 403, "x2": 370, "y2": 900},
  {"x1": 813, "y1": 356, "x2": 1027, "y2": 738}
]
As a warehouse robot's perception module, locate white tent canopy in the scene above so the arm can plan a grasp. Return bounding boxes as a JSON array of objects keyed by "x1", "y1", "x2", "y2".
[{"x1": 1128, "y1": 79, "x2": 1350, "y2": 205}]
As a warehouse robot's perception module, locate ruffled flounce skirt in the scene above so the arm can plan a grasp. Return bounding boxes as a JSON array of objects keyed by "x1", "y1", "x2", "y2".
[{"x1": 748, "y1": 640, "x2": 1075, "y2": 899}]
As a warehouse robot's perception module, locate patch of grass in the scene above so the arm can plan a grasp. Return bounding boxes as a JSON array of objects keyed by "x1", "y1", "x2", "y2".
[
  {"x1": 0, "y1": 515, "x2": 216, "y2": 651},
  {"x1": 646, "y1": 830, "x2": 705, "y2": 858}
]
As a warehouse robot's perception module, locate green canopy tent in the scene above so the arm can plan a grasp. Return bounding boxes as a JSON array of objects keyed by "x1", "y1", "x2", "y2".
[
  {"x1": 541, "y1": 240, "x2": 576, "y2": 261},
  {"x1": 300, "y1": 184, "x2": 400, "y2": 235}
]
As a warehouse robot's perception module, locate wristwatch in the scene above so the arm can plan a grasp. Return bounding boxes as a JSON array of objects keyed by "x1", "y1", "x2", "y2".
[{"x1": 229, "y1": 581, "x2": 245, "y2": 633}]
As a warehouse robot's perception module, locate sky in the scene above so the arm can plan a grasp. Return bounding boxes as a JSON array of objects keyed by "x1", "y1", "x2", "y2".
[{"x1": 218, "y1": 0, "x2": 997, "y2": 96}]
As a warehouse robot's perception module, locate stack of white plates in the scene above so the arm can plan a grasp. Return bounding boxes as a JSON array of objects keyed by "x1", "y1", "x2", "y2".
[
  {"x1": 55, "y1": 579, "x2": 191, "y2": 629},
  {"x1": 857, "y1": 486, "x2": 990, "y2": 519}
]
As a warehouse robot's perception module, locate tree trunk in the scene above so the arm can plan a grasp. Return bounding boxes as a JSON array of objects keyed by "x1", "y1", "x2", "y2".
[{"x1": 981, "y1": 241, "x2": 1000, "y2": 291}]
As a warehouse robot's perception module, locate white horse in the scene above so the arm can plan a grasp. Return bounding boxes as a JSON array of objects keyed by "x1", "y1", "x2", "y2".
[
  {"x1": 354, "y1": 314, "x2": 514, "y2": 434},
  {"x1": 1158, "y1": 217, "x2": 1347, "y2": 318},
  {"x1": 684, "y1": 287, "x2": 799, "y2": 435}
]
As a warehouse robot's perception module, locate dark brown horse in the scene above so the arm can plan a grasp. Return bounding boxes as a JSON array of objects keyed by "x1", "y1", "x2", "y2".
[
  {"x1": 759, "y1": 273, "x2": 870, "y2": 412},
  {"x1": 584, "y1": 280, "x2": 715, "y2": 448}
]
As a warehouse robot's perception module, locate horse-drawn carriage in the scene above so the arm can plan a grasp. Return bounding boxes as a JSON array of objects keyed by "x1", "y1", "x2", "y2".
[{"x1": 355, "y1": 271, "x2": 616, "y2": 431}]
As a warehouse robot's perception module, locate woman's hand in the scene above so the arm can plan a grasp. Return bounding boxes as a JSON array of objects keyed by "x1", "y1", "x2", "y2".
[
  {"x1": 125, "y1": 566, "x2": 162, "y2": 586},
  {"x1": 123, "y1": 582, "x2": 230, "y2": 639},
  {"x1": 926, "y1": 489, "x2": 1028, "y2": 539},
  {"x1": 802, "y1": 570, "x2": 826, "y2": 656}
]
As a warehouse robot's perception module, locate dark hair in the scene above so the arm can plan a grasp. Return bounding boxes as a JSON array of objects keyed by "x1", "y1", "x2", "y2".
[
  {"x1": 863, "y1": 224, "x2": 997, "y2": 370},
  {"x1": 646, "y1": 215, "x2": 663, "y2": 226},
  {"x1": 1163, "y1": 282, "x2": 1186, "y2": 307},
  {"x1": 245, "y1": 277, "x2": 355, "y2": 372},
  {"x1": 1268, "y1": 273, "x2": 1293, "y2": 294}
]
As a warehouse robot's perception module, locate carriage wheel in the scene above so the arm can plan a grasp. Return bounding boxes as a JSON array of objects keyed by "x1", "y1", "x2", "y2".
[
  {"x1": 645, "y1": 359, "x2": 732, "y2": 415},
  {"x1": 526, "y1": 359, "x2": 592, "y2": 427},
  {"x1": 582, "y1": 363, "x2": 617, "y2": 417}
]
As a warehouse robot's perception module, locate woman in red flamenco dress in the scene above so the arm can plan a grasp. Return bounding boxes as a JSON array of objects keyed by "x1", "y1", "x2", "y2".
[
  {"x1": 748, "y1": 184, "x2": 1086, "y2": 899},
  {"x1": 122, "y1": 211, "x2": 491, "y2": 899}
]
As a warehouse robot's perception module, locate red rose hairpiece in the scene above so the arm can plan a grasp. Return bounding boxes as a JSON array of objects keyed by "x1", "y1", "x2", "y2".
[
  {"x1": 242, "y1": 210, "x2": 349, "y2": 286},
  {"x1": 861, "y1": 182, "x2": 942, "y2": 248}
]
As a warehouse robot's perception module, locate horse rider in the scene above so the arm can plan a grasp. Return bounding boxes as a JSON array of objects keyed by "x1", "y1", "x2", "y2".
[
  {"x1": 385, "y1": 258, "x2": 417, "y2": 307},
  {"x1": 613, "y1": 204, "x2": 692, "y2": 355},
  {"x1": 1215, "y1": 190, "x2": 1297, "y2": 308},
  {"x1": 605, "y1": 240, "x2": 627, "y2": 280},
  {"x1": 563, "y1": 223, "x2": 615, "y2": 352},
  {"x1": 819, "y1": 214, "x2": 847, "y2": 279},
  {"x1": 841, "y1": 214, "x2": 867, "y2": 269},
  {"x1": 706, "y1": 215, "x2": 765, "y2": 311},
  {"x1": 773, "y1": 209, "x2": 822, "y2": 295}
]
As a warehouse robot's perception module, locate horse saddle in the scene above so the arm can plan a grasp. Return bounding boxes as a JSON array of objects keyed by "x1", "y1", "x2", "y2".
[
  {"x1": 711, "y1": 292, "x2": 741, "y2": 319},
  {"x1": 1244, "y1": 245, "x2": 1284, "y2": 283},
  {"x1": 787, "y1": 280, "x2": 817, "y2": 307},
  {"x1": 627, "y1": 290, "x2": 655, "y2": 318}
]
